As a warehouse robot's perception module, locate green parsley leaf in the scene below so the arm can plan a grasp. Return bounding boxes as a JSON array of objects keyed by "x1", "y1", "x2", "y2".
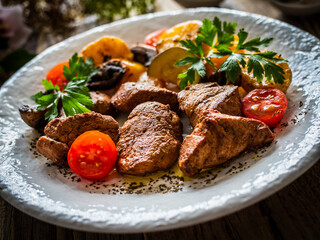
[
  {"x1": 179, "y1": 39, "x2": 202, "y2": 55},
  {"x1": 31, "y1": 91, "x2": 44, "y2": 101},
  {"x1": 42, "y1": 79, "x2": 60, "y2": 91},
  {"x1": 220, "y1": 53, "x2": 246, "y2": 83},
  {"x1": 247, "y1": 52, "x2": 287, "y2": 83},
  {"x1": 175, "y1": 56, "x2": 200, "y2": 67},
  {"x1": 178, "y1": 68, "x2": 195, "y2": 90},
  {"x1": 198, "y1": 18, "x2": 216, "y2": 47},
  {"x1": 31, "y1": 53, "x2": 97, "y2": 121},
  {"x1": 63, "y1": 53, "x2": 79, "y2": 81},
  {"x1": 44, "y1": 98, "x2": 59, "y2": 121},
  {"x1": 175, "y1": 55, "x2": 206, "y2": 86},
  {"x1": 214, "y1": 16, "x2": 237, "y2": 48},
  {"x1": 240, "y1": 37, "x2": 273, "y2": 52},
  {"x1": 63, "y1": 53, "x2": 98, "y2": 81},
  {"x1": 175, "y1": 17, "x2": 287, "y2": 89},
  {"x1": 61, "y1": 92, "x2": 92, "y2": 116},
  {"x1": 236, "y1": 29, "x2": 248, "y2": 51},
  {"x1": 63, "y1": 79, "x2": 91, "y2": 97},
  {"x1": 34, "y1": 93, "x2": 59, "y2": 110}
]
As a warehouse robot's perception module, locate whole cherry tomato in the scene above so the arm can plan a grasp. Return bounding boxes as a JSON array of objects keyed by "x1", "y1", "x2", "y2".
[
  {"x1": 68, "y1": 131, "x2": 117, "y2": 180},
  {"x1": 144, "y1": 29, "x2": 167, "y2": 47},
  {"x1": 46, "y1": 61, "x2": 69, "y2": 90},
  {"x1": 241, "y1": 88, "x2": 288, "y2": 127}
]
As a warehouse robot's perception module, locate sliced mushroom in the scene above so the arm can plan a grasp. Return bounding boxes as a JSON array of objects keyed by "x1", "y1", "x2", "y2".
[
  {"x1": 130, "y1": 45, "x2": 157, "y2": 67},
  {"x1": 87, "y1": 60, "x2": 126, "y2": 90}
]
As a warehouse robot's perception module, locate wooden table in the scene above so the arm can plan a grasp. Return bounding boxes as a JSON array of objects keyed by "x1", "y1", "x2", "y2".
[{"x1": 1, "y1": 0, "x2": 319, "y2": 239}]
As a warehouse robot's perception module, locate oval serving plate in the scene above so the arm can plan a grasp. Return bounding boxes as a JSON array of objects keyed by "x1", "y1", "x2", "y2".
[{"x1": 0, "y1": 8, "x2": 320, "y2": 233}]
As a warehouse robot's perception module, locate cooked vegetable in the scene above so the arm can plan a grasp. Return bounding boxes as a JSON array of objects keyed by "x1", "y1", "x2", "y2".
[
  {"x1": 144, "y1": 29, "x2": 167, "y2": 47},
  {"x1": 32, "y1": 53, "x2": 97, "y2": 121},
  {"x1": 130, "y1": 45, "x2": 157, "y2": 67},
  {"x1": 46, "y1": 61, "x2": 69, "y2": 90},
  {"x1": 176, "y1": 17, "x2": 290, "y2": 90},
  {"x1": 68, "y1": 131, "x2": 117, "y2": 179},
  {"x1": 88, "y1": 59, "x2": 146, "y2": 90},
  {"x1": 81, "y1": 36, "x2": 133, "y2": 66},
  {"x1": 241, "y1": 88, "x2": 287, "y2": 127},
  {"x1": 241, "y1": 60, "x2": 292, "y2": 93},
  {"x1": 88, "y1": 60, "x2": 126, "y2": 90},
  {"x1": 120, "y1": 59, "x2": 146, "y2": 83},
  {"x1": 148, "y1": 47, "x2": 200, "y2": 88},
  {"x1": 156, "y1": 20, "x2": 202, "y2": 53}
]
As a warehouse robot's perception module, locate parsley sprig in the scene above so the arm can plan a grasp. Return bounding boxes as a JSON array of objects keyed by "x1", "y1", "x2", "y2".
[
  {"x1": 31, "y1": 53, "x2": 98, "y2": 121},
  {"x1": 175, "y1": 17, "x2": 287, "y2": 89}
]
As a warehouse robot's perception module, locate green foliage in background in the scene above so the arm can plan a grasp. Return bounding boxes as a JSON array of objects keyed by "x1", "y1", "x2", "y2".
[
  {"x1": 81, "y1": 0, "x2": 155, "y2": 22},
  {"x1": 2, "y1": 0, "x2": 155, "y2": 35},
  {"x1": 2, "y1": 0, "x2": 77, "y2": 35}
]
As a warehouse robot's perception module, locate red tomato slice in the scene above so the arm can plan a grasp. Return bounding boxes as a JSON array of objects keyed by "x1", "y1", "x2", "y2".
[
  {"x1": 144, "y1": 29, "x2": 167, "y2": 47},
  {"x1": 68, "y1": 131, "x2": 117, "y2": 180},
  {"x1": 241, "y1": 88, "x2": 288, "y2": 127},
  {"x1": 46, "y1": 61, "x2": 69, "y2": 90}
]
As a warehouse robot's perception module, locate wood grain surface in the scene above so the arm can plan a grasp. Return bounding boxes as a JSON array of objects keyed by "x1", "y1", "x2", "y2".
[{"x1": 1, "y1": 0, "x2": 320, "y2": 239}]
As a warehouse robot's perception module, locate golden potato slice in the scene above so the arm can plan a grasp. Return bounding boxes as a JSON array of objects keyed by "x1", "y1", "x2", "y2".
[
  {"x1": 81, "y1": 36, "x2": 133, "y2": 66},
  {"x1": 148, "y1": 47, "x2": 200, "y2": 87},
  {"x1": 120, "y1": 59, "x2": 146, "y2": 84},
  {"x1": 241, "y1": 60, "x2": 292, "y2": 93},
  {"x1": 156, "y1": 20, "x2": 202, "y2": 53}
]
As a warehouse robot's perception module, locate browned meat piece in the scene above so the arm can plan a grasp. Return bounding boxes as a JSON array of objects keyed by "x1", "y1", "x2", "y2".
[
  {"x1": 178, "y1": 110, "x2": 275, "y2": 176},
  {"x1": 116, "y1": 101, "x2": 182, "y2": 175},
  {"x1": 111, "y1": 82, "x2": 179, "y2": 112},
  {"x1": 44, "y1": 112, "x2": 119, "y2": 147},
  {"x1": 36, "y1": 136, "x2": 69, "y2": 166},
  {"x1": 178, "y1": 83, "x2": 242, "y2": 127},
  {"x1": 89, "y1": 91, "x2": 114, "y2": 115},
  {"x1": 19, "y1": 105, "x2": 47, "y2": 129}
]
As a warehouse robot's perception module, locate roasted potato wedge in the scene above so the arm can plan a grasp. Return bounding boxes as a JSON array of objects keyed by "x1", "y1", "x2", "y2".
[
  {"x1": 81, "y1": 36, "x2": 133, "y2": 66},
  {"x1": 241, "y1": 61, "x2": 292, "y2": 93},
  {"x1": 148, "y1": 47, "x2": 200, "y2": 87},
  {"x1": 156, "y1": 20, "x2": 202, "y2": 53},
  {"x1": 119, "y1": 59, "x2": 147, "y2": 84}
]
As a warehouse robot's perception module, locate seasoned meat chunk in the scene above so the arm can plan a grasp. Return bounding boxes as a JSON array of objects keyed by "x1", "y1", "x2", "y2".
[
  {"x1": 89, "y1": 91, "x2": 114, "y2": 115},
  {"x1": 178, "y1": 110, "x2": 274, "y2": 176},
  {"x1": 36, "y1": 136, "x2": 69, "y2": 166},
  {"x1": 178, "y1": 83, "x2": 242, "y2": 127},
  {"x1": 19, "y1": 105, "x2": 47, "y2": 129},
  {"x1": 116, "y1": 102, "x2": 182, "y2": 175},
  {"x1": 111, "y1": 82, "x2": 179, "y2": 112},
  {"x1": 44, "y1": 112, "x2": 119, "y2": 147},
  {"x1": 36, "y1": 112, "x2": 119, "y2": 165}
]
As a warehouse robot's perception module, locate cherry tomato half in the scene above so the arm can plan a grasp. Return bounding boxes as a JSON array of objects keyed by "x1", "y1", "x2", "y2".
[
  {"x1": 144, "y1": 29, "x2": 167, "y2": 47},
  {"x1": 241, "y1": 88, "x2": 288, "y2": 127},
  {"x1": 68, "y1": 131, "x2": 117, "y2": 180},
  {"x1": 46, "y1": 61, "x2": 69, "y2": 90}
]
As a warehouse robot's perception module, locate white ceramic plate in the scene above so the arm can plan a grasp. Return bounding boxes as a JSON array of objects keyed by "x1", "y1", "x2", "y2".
[{"x1": 0, "y1": 8, "x2": 320, "y2": 233}]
